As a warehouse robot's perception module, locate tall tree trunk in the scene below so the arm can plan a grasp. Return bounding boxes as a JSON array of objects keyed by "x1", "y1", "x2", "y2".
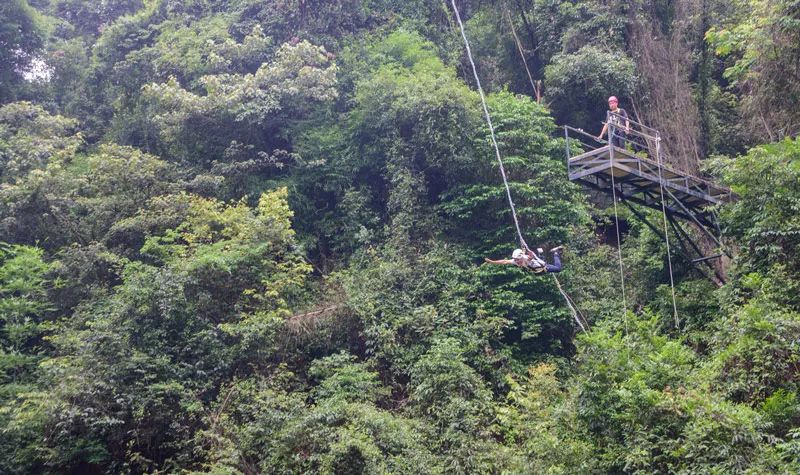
[
  {"x1": 697, "y1": 0, "x2": 711, "y2": 158},
  {"x1": 630, "y1": 0, "x2": 703, "y2": 175}
]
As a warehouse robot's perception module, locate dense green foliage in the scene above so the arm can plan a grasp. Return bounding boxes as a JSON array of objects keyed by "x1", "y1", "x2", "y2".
[
  {"x1": 1, "y1": 0, "x2": 799, "y2": 473},
  {"x1": 0, "y1": 0, "x2": 46, "y2": 103}
]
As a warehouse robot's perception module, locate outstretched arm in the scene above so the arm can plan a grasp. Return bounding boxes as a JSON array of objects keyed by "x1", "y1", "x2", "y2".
[
  {"x1": 484, "y1": 258, "x2": 514, "y2": 265},
  {"x1": 597, "y1": 122, "x2": 608, "y2": 140}
]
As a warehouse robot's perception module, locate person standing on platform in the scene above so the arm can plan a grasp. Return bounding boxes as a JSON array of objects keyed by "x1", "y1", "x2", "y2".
[{"x1": 597, "y1": 96, "x2": 630, "y2": 148}]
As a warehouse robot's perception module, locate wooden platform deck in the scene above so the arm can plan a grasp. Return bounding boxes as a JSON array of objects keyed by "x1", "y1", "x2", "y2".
[{"x1": 567, "y1": 145, "x2": 733, "y2": 228}]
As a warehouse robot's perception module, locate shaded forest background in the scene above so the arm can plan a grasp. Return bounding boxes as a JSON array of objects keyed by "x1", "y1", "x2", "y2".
[{"x1": 1, "y1": 0, "x2": 800, "y2": 473}]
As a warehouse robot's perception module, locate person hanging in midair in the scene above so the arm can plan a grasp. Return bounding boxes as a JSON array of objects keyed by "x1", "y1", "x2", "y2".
[{"x1": 484, "y1": 246, "x2": 564, "y2": 273}]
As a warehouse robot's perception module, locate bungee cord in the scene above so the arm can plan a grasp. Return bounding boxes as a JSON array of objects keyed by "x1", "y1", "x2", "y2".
[
  {"x1": 655, "y1": 135, "x2": 680, "y2": 328},
  {"x1": 450, "y1": 0, "x2": 529, "y2": 252},
  {"x1": 607, "y1": 127, "x2": 629, "y2": 332}
]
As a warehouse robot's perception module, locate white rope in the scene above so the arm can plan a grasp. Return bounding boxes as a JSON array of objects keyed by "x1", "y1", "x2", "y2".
[
  {"x1": 655, "y1": 136, "x2": 679, "y2": 328},
  {"x1": 503, "y1": 8, "x2": 539, "y2": 101},
  {"x1": 608, "y1": 122, "x2": 628, "y2": 331},
  {"x1": 450, "y1": 0, "x2": 529, "y2": 252},
  {"x1": 553, "y1": 274, "x2": 587, "y2": 333}
]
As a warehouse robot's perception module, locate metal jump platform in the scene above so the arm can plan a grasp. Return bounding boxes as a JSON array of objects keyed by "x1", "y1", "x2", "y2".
[{"x1": 564, "y1": 113, "x2": 735, "y2": 282}]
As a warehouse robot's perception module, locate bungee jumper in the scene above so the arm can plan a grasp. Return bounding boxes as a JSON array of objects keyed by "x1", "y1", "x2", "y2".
[
  {"x1": 448, "y1": 0, "x2": 585, "y2": 330},
  {"x1": 484, "y1": 246, "x2": 564, "y2": 274}
]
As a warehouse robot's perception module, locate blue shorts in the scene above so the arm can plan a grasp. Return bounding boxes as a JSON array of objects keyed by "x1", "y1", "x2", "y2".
[{"x1": 545, "y1": 253, "x2": 562, "y2": 273}]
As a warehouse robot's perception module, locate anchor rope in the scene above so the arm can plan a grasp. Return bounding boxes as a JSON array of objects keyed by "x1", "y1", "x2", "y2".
[
  {"x1": 608, "y1": 122, "x2": 629, "y2": 332},
  {"x1": 655, "y1": 136, "x2": 680, "y2": 328},
  {"x1": 553, "y1": 274, "x2": 588, "y2": 333},
  {"x1": 503, "y1": 7, "x2": 539, "y2": 101}
]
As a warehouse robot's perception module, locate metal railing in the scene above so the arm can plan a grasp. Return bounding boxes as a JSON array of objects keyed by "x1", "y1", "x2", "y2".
[{"x1": 564, "y1": 112, "x2": 733, "y2": 194}]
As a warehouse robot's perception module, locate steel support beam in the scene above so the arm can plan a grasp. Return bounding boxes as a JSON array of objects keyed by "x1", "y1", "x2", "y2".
[
  {"x1": 663, "y1": 187, "x2": 731, "y2": 258},
  {"x1": 667, "y1": 215, "x2": 726, "y2": 284},
  {"x1": 564, "y1": 128, "x2": 734, "y2": 286}
]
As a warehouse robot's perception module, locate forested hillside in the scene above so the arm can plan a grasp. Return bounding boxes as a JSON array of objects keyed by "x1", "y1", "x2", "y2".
[{"x1": 1, "y1": 0, "x2": 799, "y2": 473}]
